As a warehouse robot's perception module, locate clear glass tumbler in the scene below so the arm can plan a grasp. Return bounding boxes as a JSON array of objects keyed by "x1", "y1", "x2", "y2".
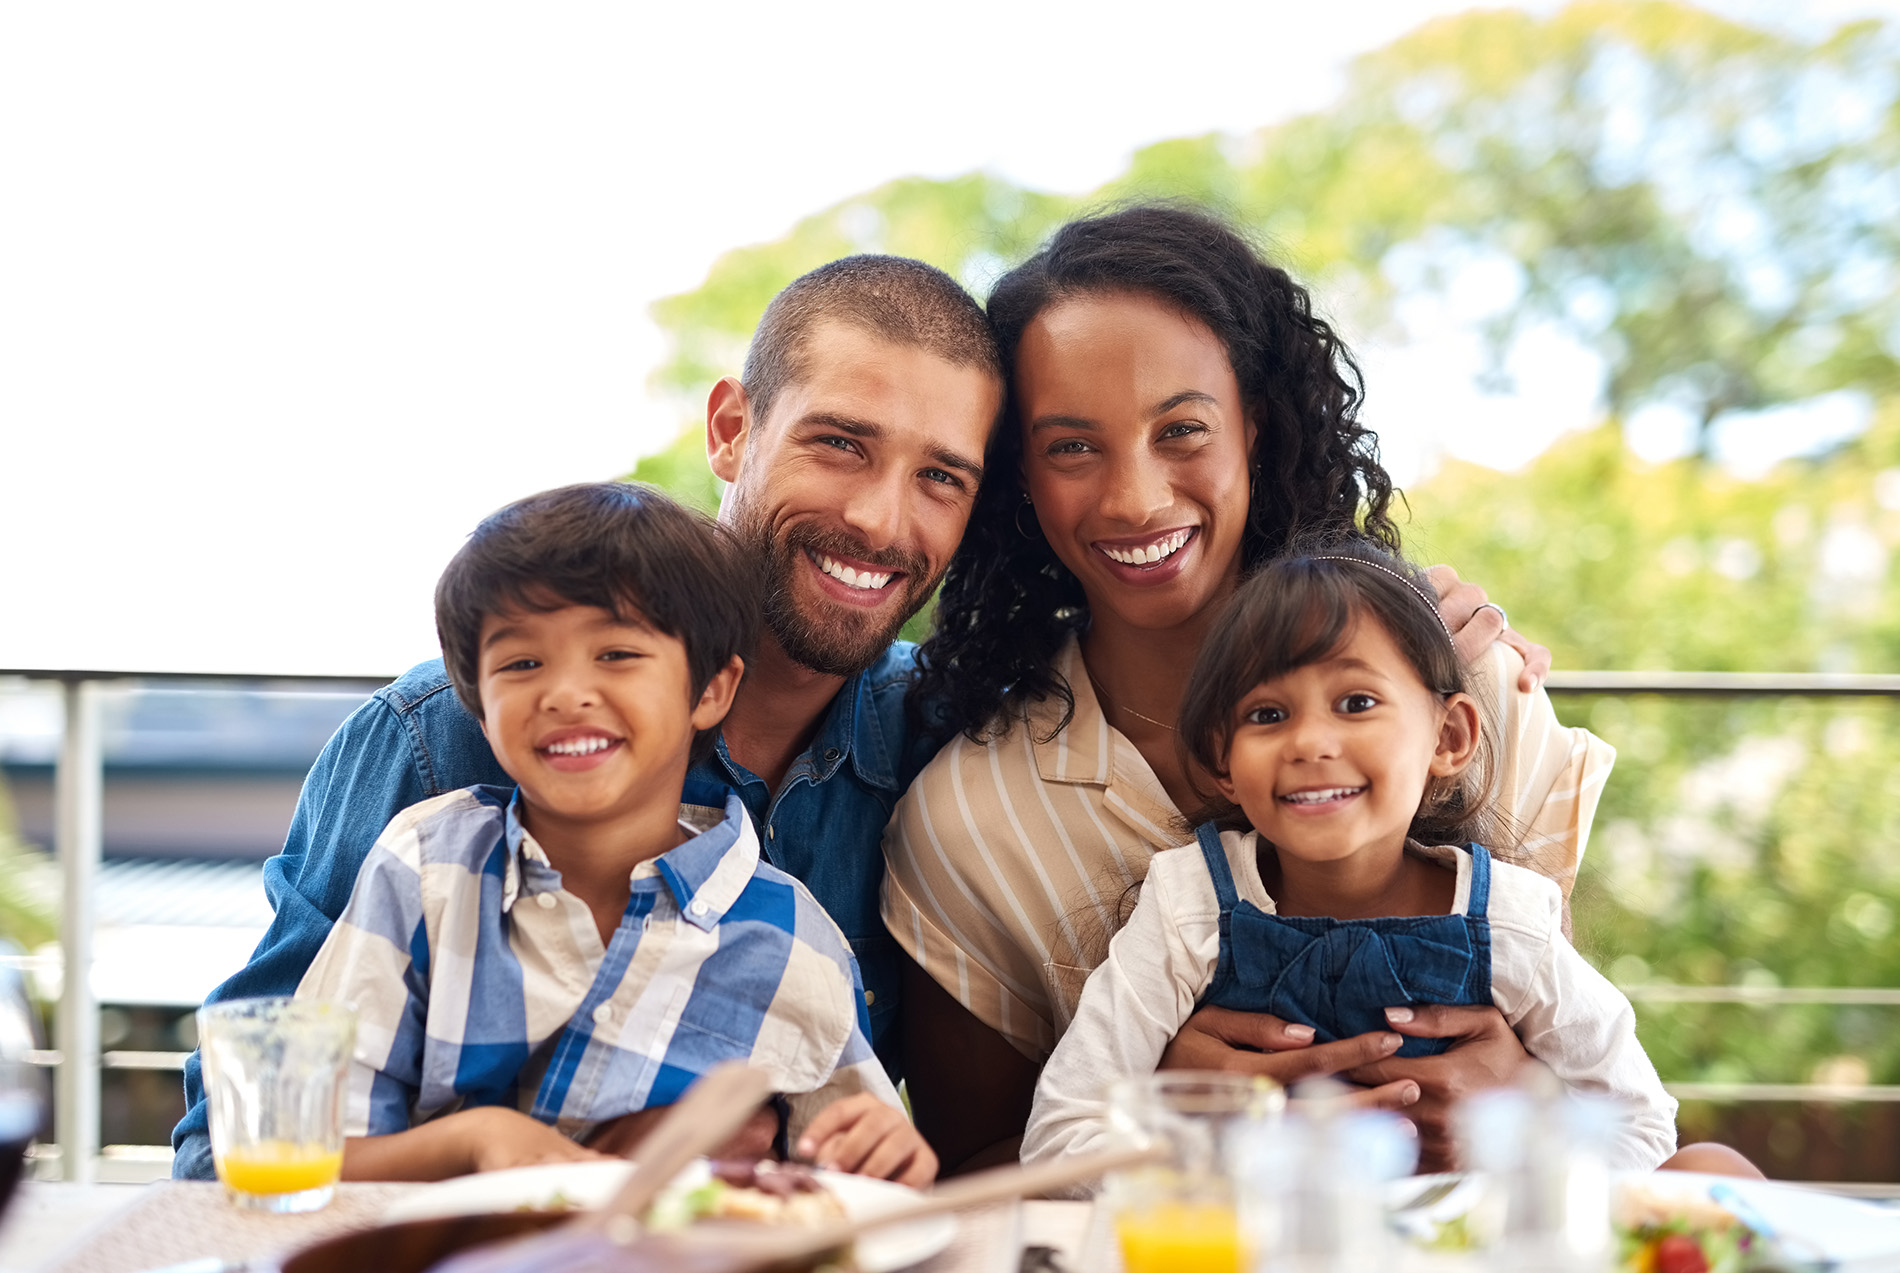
[
  {"x1": 198, "y1": 997, "x2": 356, "y2": 1213},
  {"x1": 1101, "y1": 1071, "x2": 1285, "y2": 1273}
]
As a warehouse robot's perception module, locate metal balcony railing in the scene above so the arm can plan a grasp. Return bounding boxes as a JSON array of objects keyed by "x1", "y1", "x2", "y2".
[{"x1": 5, "y1": 665, "x2": 1900, "y2": 1179}]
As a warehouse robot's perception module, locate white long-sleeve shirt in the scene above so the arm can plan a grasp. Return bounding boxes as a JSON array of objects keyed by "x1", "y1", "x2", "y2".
[{"x1": 1025, "y1": 832, "x2": 1676, "y2": 1180}]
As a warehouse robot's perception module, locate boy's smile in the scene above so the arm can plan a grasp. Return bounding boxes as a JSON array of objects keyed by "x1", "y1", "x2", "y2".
[{"x1": 475, "y1": 604, "x2": 737, "y2": 847}]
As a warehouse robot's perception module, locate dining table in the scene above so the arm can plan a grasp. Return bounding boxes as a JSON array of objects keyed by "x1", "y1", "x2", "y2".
[{"x1": 0, "y1": 1180, "x2": 1096, "y2": 1273}]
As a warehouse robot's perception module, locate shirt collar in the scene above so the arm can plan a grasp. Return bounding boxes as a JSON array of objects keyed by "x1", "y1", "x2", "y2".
[
  {"x1": 710, "y1": 663, "x2": 900, "y2": 793},
  {"x1": 1026, "y1": 635, "x2": 1182, "y2": 844},
  {"x1": 500, "y1": 787, "x2": 758, "y2": 931}
]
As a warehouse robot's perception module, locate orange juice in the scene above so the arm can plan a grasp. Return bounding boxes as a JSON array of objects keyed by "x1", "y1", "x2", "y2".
[
  {"x1": 216, "y1": 1140, "x2": 343, "y2": 1195},
  {"x1": 1116, "y1": 1201, "x2": 1246, "y2": 1273}
]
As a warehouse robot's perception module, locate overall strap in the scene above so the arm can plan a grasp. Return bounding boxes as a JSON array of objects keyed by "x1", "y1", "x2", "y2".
[
  {"x1": 1464, "y1": 843, "x2": 1493, "y2": 920},
  {"x1": 1195, "y1": 821, "x2": 1241, "y2": 911}
]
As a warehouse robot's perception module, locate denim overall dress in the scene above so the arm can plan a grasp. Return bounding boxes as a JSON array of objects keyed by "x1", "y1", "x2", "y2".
[{"x1": 1193, "y1": 822, "x2": 1494, "y2": 1059}]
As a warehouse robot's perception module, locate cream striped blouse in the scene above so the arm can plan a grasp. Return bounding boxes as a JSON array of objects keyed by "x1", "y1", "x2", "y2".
[{"x1": 880, "y1": 636, "x2": 1615, "y2": 1062}]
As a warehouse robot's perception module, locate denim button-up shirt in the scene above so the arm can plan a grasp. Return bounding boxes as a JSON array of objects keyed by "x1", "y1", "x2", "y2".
[{"x1": 171, "y1": 643, "x2": 933, "y2": 1179}]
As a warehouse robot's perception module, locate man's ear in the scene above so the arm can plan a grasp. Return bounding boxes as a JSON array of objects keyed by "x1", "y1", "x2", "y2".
[
  {"x1": 690, "y1": 655, "x2": 746, "y2": 731},
  {"x1": 1430, "y1": 692, "x2": 1481, "y2": 778},
  {"x1": 706, "y1": 378, "x2": 752, "y2": 486}
]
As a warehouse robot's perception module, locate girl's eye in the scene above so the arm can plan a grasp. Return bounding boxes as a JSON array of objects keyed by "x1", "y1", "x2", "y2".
[
  {"x1": 1337, "y1": 693, "x2": 1378, "y2": 714},
  {"x1": 1243, "y1": 705, "x2": 1286, "y2": 725}
]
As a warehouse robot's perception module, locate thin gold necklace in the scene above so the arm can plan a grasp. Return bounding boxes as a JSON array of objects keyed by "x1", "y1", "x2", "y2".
[{"x1": 1089, "y1": 673, "x2": 1179, "y2": 733}]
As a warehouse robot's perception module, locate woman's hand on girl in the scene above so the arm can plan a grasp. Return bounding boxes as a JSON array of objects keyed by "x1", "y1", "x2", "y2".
[
  {"x1": 1158, "y1": 1005, "x2": 1422, "y2": 1112},
  {"x1": 1344, "y1": 1003, "x2": 1530, "y2": 1171},
  {"x1": 1425, "y1": 565, "x2": 1552, "y2": 691}
]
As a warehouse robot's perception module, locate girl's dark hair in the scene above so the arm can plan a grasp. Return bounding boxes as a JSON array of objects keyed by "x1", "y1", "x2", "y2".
[
  {"x1": 911, "y1": 203, "x2": 1399, "y2": 742},
  {"x1": 1177, "y1": 535, "x2": 1502, "y2": 850}
]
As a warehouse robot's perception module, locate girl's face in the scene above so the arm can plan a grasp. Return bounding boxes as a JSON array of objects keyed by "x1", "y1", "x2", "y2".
[
  {"x1": 1215, "y1": 615, "x2": 1479, "y2": 869},
  {"x1": 1016, "y1": 291, "x2": 1257, "y2": 634}
]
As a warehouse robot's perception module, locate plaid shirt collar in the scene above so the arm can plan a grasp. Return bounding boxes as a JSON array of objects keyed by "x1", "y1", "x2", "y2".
[{"x1": 499, "y1": 786, "x2": 756, "y2": 933}]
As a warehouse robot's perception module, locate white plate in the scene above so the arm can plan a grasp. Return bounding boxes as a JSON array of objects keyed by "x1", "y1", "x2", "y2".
[{"x1": 381, "y1": 1159, "x2": 957, "y2": 1272}]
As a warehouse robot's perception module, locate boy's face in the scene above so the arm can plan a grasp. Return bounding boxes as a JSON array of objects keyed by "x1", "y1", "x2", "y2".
[{"x1": 475, "y1": 603, "x2": 737, "y2": 830}]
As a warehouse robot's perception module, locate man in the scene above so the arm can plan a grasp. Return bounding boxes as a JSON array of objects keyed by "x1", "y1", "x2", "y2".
[{"x1": 172, "y1": 255, "x2": 1005, "y2": 1177}]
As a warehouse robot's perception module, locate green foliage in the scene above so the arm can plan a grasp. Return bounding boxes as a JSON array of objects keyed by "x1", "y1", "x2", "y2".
[
  {"x1": 627, "y1": 426, "x2": 721, "y2": 515},
  {"x1": 0, "y1": 779, "x2": 56, "y2": 951}
]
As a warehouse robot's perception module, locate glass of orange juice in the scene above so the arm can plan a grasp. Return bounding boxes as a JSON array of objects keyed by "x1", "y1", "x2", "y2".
[
  {"x1": 198, "y1": 997, "x2": 356, "y2": 1213},
  {"x1": 1102, "y1": 1072, "x2": 1284, "y2": 1273}
]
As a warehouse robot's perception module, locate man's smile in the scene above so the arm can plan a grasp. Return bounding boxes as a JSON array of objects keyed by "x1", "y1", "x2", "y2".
[{"x1": 808, "y1": 548, "x2": 897, "y2": 592}]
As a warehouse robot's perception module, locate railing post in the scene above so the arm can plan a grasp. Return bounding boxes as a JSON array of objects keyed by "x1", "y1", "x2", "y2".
[{"x1": 54, "y1": 678, "x2": 101, "y2": 1183}]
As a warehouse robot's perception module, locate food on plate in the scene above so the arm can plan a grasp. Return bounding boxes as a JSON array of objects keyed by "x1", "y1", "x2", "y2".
[
  {"x1": 1614, "y1": 1182, "x2": 1764, "y2": 1273},
  {"x1": 647, "y1": 1159, "x2": 850, "y2": 1233}
]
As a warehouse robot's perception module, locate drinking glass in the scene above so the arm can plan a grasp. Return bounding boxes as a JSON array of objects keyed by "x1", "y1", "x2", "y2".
[
  {"x1": 198, "y1": 997, "x2": 356, "y2": 1212},
  {"x1": 1100, "y1": 1071, "x2": 1285, "y2": 1273}
]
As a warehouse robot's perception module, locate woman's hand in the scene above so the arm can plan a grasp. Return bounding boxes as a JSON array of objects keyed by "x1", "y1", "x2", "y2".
[
  {"x1": 1425, "y1": 564, "x2": 1551, "y2": 691},
  {"x1": 1344, "y1": 1004, "x2": 1529, "y2": 1171},
  {"x1": 796, "y1": 1093, "x2": 939, "y2": 1188},
  {"x1": 1160, "y1": 1005, "x2": 1422, "y2": 1112}
]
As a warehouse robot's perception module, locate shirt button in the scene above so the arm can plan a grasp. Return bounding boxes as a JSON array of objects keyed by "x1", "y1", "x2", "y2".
[
  {"x1": 864, "y1": 991, "x2": 876, "y2": 1006},
  {"x1": 824, "y1": 747, "x2": 841, "y2": 763},
  {"x1": 688, "y1": 899, "x2": 709, "y2": 918},
  {"x1": 535, "y1": 893, "x2": 557, "y2": 910},
  {"x1": 592, "y1": 1003, "x2": 613, "y2": 1025}
]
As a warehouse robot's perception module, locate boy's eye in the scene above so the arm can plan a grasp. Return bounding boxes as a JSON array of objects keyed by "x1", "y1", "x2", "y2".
[
  {"x1": 599, "y1": 649, "x2": 642, "y2": 663},
  {"x1": 1337, "y1": 692, "x2": 1378, "y2": 714},
  {"x1": 1243, "y1": 705, "x2": 1286, "y2": 725},
  {"x1": 497, "y1": 657, "x2": 539, "y2": 673}
]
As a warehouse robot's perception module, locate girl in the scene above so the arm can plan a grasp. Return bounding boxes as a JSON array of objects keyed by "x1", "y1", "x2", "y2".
[{"x1": 1022, "y1": 540, "x2": 1679, "y2": 1174}]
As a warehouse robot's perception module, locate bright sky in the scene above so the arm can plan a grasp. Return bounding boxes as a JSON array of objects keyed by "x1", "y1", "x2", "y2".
[{"x1": 3, "y1": 0, "x2": 1892, "y2": 677}]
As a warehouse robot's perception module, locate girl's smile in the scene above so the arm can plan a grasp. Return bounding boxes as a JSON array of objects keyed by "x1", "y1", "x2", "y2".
[{"x1": 1216, "y1": 618, "x2": 1478, "y2": 881}]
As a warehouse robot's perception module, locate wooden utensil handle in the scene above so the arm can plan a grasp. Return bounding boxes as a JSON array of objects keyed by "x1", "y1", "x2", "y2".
[{"x1": 581, "y1": 1062, "x2": 775, "y2": 1232}]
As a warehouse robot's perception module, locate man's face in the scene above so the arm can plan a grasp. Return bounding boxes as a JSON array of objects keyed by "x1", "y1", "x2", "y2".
[{"x1": 716, "y1": 322, "x2": 1001, "y2": 676}]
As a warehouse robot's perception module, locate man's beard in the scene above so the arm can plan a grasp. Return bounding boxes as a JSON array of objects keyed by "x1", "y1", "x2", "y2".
[{"x1": 737, "y1": 514, "x2": 935, "y2": 677}]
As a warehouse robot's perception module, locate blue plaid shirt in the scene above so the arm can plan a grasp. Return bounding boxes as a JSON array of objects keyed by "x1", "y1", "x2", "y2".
[{"x1": 297, "y1": 786, "x2": 897, "y2": 1143}]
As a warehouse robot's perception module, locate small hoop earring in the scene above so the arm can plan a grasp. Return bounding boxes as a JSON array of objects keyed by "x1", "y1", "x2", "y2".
[{"x1": 1015, "y1": 494, "x2": 1042, "y2": 540}]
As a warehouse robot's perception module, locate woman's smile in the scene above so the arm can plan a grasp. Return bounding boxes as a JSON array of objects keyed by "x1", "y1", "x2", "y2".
[{"x1": 1016, "y1": 291, "x2": 1254, "y2": 633}]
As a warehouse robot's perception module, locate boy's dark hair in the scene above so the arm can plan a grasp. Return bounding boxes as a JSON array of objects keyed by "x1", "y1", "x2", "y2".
[
  {"x1": 435, "y1": 482, "x2": 758, "y2": 765},
  {"x1": 1177, "y1": 535, "x2": 1504, "y2": 851},
  {"x1": 742, "y1": 254, "x2": 1002, "y2": 427}
]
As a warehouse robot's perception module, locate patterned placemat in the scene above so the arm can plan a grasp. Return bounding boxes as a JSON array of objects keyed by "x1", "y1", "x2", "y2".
[{"x1": 42, "y1": 1181, "x2": 420, "y2": 1273}]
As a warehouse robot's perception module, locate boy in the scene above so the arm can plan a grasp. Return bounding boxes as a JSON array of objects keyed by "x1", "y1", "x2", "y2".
[{"x1": 297, "y1": 482, "x2": 932, "y2": 1184}]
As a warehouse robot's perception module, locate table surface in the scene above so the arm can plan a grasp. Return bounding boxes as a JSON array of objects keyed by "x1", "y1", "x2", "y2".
[{"x1": 0, "y1": 1180, "x2": 1094, "y2": 1273}]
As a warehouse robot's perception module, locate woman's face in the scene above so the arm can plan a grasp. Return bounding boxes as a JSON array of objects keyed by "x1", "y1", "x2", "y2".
[{"x1": 1017, "y1": 291, "x2": 1256, "y2": 634}]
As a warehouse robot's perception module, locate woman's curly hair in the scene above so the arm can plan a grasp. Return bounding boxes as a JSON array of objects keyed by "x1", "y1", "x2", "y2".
[{"x1": 912, "y1": 203, "x2": 1400, "y2": 743}]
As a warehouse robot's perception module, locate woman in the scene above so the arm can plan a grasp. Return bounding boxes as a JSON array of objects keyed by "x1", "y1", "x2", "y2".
[{"x1": 881, "y1": 204, "x2": 1613, "y2": 1173}]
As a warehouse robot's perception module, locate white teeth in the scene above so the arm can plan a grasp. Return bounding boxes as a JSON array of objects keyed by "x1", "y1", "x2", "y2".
[
  {"x1": 815, "y1": 553, "x2": 891, "y2": 590},
  {"x1": 545, "y1": 736, "x2": 614, "y2": 756},
  {"x1": 1281, "y1": 787, "x2": 1364, "y2": 804},
  {"x1": 1102, "y1": 529, "x2": 1192, "y2": 566}
]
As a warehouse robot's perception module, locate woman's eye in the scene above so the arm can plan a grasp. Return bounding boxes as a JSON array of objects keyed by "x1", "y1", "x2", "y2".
[
  {"x1": 1047, "y1": 438, "x2": 1091, "y2": 456},
  {"x1": 1338, "y1": 693, "x2": 1378, "y2": 714},
  {"x1": 1160, "y1": 422, "x2": 1205, "y2": 441}
]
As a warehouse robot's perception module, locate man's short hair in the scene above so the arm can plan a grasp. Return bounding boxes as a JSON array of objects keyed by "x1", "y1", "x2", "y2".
[
  {"x1": 741, "y1": 255, "x2": 1002, "y2": 426},
  {"x1": 435, "y1": 482, "x2": 758, "y2": 763}
]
